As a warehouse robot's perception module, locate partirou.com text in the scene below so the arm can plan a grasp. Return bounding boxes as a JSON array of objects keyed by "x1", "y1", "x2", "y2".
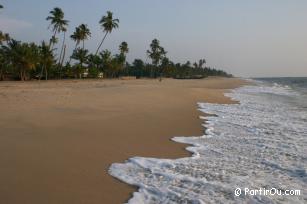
[{"x1": 234, "y1": 187, "x2": 301, "y2": 197}]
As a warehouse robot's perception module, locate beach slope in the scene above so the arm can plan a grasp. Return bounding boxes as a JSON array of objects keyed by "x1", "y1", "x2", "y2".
[{"x1": 0, "y1": 77, "x2": 246, "y2": 204}]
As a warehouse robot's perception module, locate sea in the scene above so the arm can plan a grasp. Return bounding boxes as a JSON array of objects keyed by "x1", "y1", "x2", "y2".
[{"x1": 109, "y1": 77, "x2": 307, "y2": 204}]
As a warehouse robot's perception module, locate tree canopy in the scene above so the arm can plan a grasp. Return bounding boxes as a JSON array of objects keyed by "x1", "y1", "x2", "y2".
[{"x1": 0, "y1": 6, "x2": 232, "y2": 81}]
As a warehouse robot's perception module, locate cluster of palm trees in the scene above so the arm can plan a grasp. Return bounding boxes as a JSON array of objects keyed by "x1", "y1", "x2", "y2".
[
  {"x1": 0, "y1": 5, "x2": 231, "y2": 81},
  {"x1": 46, "y1": 7, "x2": 124, "y2": 79},
  {"x1": 0, "y1": 6, "x2": 127, "y2": 80},
  {"x1": 124, "y1": 56, "x2": 231, "y2": 79}
]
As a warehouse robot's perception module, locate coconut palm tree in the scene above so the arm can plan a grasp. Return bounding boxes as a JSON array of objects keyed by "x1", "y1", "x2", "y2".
[
  {"x1": 70, "y1": 27, "x2": 82, "y2": 50},
  {"x1": 118, "y1": 42, "x2": 129, "y2": 73},
  {"x1": 198, "y1": 59, "x2": 206, "y2": 69},
  {"x1": 119, "y1": 41, "x2": 129, "y2": 55},
  {"x1": 78, "y1": 24, "x2": 91, "y2": 49},
  {"x1": 147, "y1": 39, "x2": 167, "y2": 67},
  {"x1": 49, "y1": 36, "x2": 58, "y2": 46},
  {"x1": 71, "y1": 48, "x2": 88, "y2": 78},
  {"x1": 39, "y1": 41, "x2": 55, "y2": 80},
  {"x1": 95, "y1": 11, "x2": 119, "y2": 55},
  {"x1": 100, "y1": 49, "x2": 112, "y2": 77},
  {"x1": 4, "y1": 40, "x2": 39, "y2": 80},
  {"x1": 110, "y1": 56, "x2": 123, "y2": 78},
  {"x1": 46, "y1": 7, "x2": 69, "y2": 49},
  {"x1": 69, "y1": 27, "x2": 82, "y2": 64},
  {"x1": 69, "y1": 24, "x2": 91, "y2": 64},
  {"x1": 147, "y1": 39, "x2": 167, "y2": 77},
  {"x1": 0, "y1": 32, "x2": 11, "y2": 80},
  {"x1": 119, "y1": 42, "x2": 129, "y2": 64},
  {"x1": 0, "y1": 47, "x2": 8, "y2": 80},
  {"x1": 46, "y1": 7, "x2": 69, "y2": 78},
  {"x1": 87, "y1": 54, "x2": 103, "y2": 77}
]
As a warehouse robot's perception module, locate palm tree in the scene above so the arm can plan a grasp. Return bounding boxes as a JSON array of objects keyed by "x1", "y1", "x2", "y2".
[
  {"x1": 131, "y1": 59, "x2": 145, "y2": 78},
  {"x1": 198, "y1": 59, "x2": 206, "y2": 69},
  {"x1": 69, "y1": 24, "x2": 91, "y2": 64},
  {"x1": 110, "y1": 56, "x2": 123, "y2": 78},
  {"x1": 119, "y1": 41, "x2": 129, "y2": 55},
  {"x1": 87, "y1": 54, "x2": 103, "y2": 77},
  {"x1": 70, "y1": 27, "x2": 82, "y2": 50},
  {"x1": 46, "y1": 7, "x2": 69, "y2": 78},
  {"x1": 118, "y1": 42, "x2": 129, "y2": 73},
  {"x1": 49, "y1": 36, "x2": 58, "y2": 46},
  {"x1": 46, "y1": 7, "x2": 69, "y2": 49},
  {"x1": 95, "y1": 11, "x2": 119, "y2": 55},
  {"x1": 78, "y1": 24, "x2": 91, "y2": 49},
  {"x1": 0, "y1": 47, "x2": 8, "y2": 80},
  {"x1": 147, "y1": 39, "x2": 167, "y2": 66},
  {"x1": 4, "y1": 40, "x2": 39, "y2": 80},
  {"x1": 100, "y1": 50, "x2": 112, "y2": 77},
  {"x1": 147, "y1": 39, "x2": 167, "y2": 78},
  {"x1": 71, "y1": 48, "x2": 88, "y2": 78},
  {"x1": 39, "y1": 41, "x2": 54, "y2": 80},
  {"x1": 0, "y1": 32, "x2": 11, "y2": 80},
  {"x1": 70, "y1": 27, "x2": 82, "y2": 64}
]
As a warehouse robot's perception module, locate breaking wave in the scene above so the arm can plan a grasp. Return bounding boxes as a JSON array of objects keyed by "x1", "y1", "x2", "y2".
[{"x1": 109, "y1": 81, "x2": 307, "y2": 204}]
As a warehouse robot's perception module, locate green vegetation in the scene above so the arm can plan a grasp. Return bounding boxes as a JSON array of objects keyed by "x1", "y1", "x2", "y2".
[
  {"x1": 96, "y1": 11, "x2": 119, "y2": 55},
  {"x1": 0, "y1": 5, "x2": 231, "y2": 81}
]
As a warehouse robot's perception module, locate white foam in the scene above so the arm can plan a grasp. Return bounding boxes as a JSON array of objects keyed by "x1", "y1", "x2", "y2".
[{"x1": 109, "y1": 83, "x2": 307, "y2": 204}]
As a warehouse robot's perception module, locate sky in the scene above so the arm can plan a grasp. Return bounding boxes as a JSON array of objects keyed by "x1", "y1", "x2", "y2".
[{"x1": 0, "y1": 0, "x2": 307, "y2": 77}]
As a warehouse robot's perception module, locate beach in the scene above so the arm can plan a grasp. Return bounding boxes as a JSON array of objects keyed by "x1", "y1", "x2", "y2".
[{"x1": 0, "y1": 77, "x2": 246, "y2": 204}]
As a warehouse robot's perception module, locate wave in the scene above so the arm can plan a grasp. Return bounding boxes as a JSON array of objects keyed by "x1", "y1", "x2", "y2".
[{"x1": 109, "y1": 83, "x2": 307, "y2": 204}]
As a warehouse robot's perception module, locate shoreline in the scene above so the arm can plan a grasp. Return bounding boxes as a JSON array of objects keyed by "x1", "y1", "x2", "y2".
[
  {"x1": 109, "y1": 78, "x2": 248, "y2": 203},
  {"x1": 0, "y1": 77, "x2": 247, "y2": 204}
]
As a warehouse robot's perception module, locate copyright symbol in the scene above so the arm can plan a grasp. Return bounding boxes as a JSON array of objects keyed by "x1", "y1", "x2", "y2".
[{"x1": 235, "y1": 188, "x2": 241, "y2": 196}]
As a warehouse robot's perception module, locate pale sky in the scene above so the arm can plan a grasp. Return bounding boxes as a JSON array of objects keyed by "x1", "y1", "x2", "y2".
[{"x1": 1, "y1": 0, "x2": 307, "y2": 77}]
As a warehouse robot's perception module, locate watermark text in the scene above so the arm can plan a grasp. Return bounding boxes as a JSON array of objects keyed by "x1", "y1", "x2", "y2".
[{"x1": 234, "y1": 187, "x2": 301, "y2": 197}]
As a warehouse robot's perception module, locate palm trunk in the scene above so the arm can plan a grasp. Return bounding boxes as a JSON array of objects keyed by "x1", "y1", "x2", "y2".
[
  {"x1": 95, "y1": 32, "x2": 108, "y2": 55},
  {"x1": 20, "y1": 69, "x2": 26, "y2": 81},
  {"x1": 20, "y1": 69, "x2": 23, "y2": 81},
  {"x1": 45, "y1": 66, "x2": 48, "y2": 80},
  {"x1": 58, "y1": 32, "x2": 66, "y2": 79},
  {"x1": 0, "y1": 69, "x2": 3, "y2": 81},
  {"x1": 39, "y1": 65, "x2": 43, "y2": 81},
  {"x1": 60, "y1": 44, "x2": 66, "y2": 67},
  {"x1": 80, "y1": 60, "x2": 83, "y2": 79},
  {"x1": 150, "y1": 66, "x2": 153, "y2": 78},
  {"x1": 58, "y1": 32, "x2": 66, "y2": 65},
  {"x1": 60, "y1": 45, "x2": 66, "y2": 78},
  {"x1": 69, "y1": 42, "x2": 78, "y2": 64},
  {"x1": 24, "y1": 70, "x2": 27, "y2": 81},
  {"x1": 49, "y1": 29, "x2": 57, "y2": 48}
]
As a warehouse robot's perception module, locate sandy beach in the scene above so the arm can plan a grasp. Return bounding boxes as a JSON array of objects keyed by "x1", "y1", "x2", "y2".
[{"x1": 0, "y1": 77, "x2": 246, "y2": 204}]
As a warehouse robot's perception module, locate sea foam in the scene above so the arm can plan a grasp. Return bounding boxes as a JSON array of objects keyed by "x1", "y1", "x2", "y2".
[{"x1": 109, "y1": 82, "x2": 307, "y2": 204}]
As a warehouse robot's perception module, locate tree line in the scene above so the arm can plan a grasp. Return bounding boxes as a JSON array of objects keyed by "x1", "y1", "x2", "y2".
[{"x1": 0, "y1": 5, "x2": 231, "y2": 81}]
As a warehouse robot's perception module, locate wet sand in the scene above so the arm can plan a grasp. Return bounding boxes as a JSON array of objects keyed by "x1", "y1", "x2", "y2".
[{"x1": 0, "y1": 77, "x2": 247, "y2": 204}]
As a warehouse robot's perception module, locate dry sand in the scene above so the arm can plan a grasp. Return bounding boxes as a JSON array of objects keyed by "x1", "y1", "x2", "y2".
[{"x1": 0, "y1": 77, "x2": 247, "y2": 204}]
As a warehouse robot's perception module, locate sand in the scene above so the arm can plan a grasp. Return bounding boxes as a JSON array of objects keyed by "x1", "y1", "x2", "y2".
[{"x1": 0, "y1": 77, "x2": 247, "y2": 204}]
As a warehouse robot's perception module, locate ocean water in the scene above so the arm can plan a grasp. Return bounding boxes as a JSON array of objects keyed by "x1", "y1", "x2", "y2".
[{"x1": 109, "y1": 78, "x2": 307, "y2": 204}]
